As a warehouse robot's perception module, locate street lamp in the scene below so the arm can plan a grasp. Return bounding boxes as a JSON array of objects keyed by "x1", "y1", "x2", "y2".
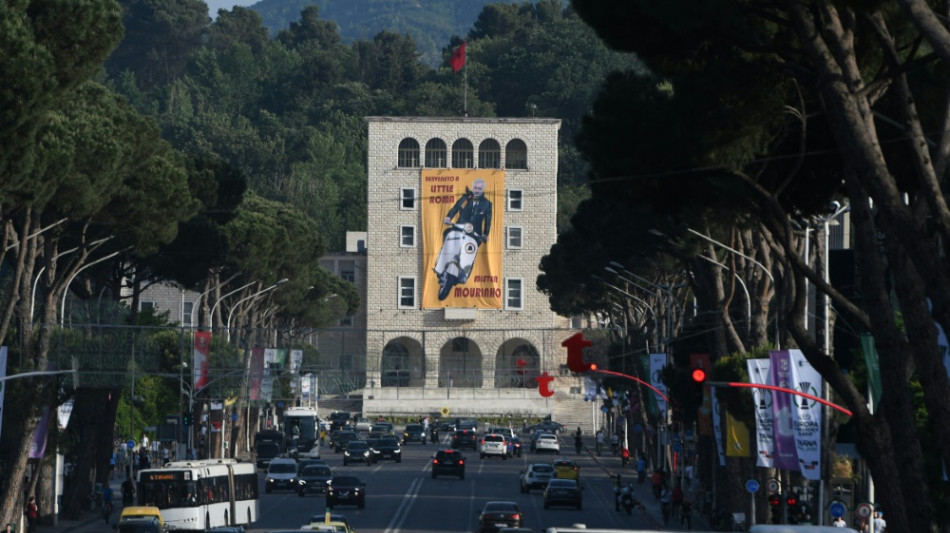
[
  {"x1": 60, "y1": 248, "x2": 123, "y2": 325},
  {"x1": 226, "y1": 278, "x2": 288, "y2": 342},
  {"x1": 209, "y1": 280, "x2": 257, "y2": 330},
  {"x1": 694, "y1": 254, "x2": 752, "y2": 338},
  {"x1": 604, "y1": 264, "x2": 677, "y2": 351}
]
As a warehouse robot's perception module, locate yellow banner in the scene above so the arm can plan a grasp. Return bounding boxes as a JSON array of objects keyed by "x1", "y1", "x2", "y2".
[
  {"x1": 726, "y1": 410, "x2": 751, "y2": 457},
  {"x1": 421, "y1": 169, "x2": 505, "y2": 308}
]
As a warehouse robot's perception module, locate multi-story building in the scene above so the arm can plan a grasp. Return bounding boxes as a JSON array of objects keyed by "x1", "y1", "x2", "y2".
[{"x1": 362, "y1": 116, "x2": 580, "y2": 420}]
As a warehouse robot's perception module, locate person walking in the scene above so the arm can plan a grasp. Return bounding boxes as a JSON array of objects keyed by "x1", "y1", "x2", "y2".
[
  {"x1": 636, "y1": 455, "x2": 647, "y2": 484},
  {"x1": 102, "y1": 485, "x2": 114, "y2": 524},
  {"x1": 25, "y1": 497, "x2": 38, "y2": 533},
  {"x1": 872, "y1": 511, "x2": 886, "y2": 532},
  {"x1": 660, "y1": 484, "x2": 673, "y2": 526},
  {"x1": 833, "y1": 515, "x2": 847, "y2": 527},
  {"x1": 595, "y1": 429, "x2": 604, "y2": 455}
]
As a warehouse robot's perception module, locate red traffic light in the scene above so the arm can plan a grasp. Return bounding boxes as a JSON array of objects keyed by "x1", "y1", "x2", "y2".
[
  {"x1": 786, "y1": 496, "x2": 798, "y2": 507},
  {"x1": 768, "y1": 494, "x2": 781, "y2": 506},
  {"x1": 691, "y1": 367, "x2": 707, "y2": 383}
]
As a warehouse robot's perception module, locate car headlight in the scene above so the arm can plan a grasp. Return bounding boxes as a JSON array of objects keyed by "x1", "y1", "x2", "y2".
[
  {"x1": 267, "y1": 478, "x2": 274, "y2": 483},
  {"x1": 344, "y1": 451, "x2": 351, "y2": 456},
  {"x1": 299, "y1": 480, "x2": 307, "y2": 485},
  {"x1": 394, "y1": 449, "x2": 401, "y2": 454}
]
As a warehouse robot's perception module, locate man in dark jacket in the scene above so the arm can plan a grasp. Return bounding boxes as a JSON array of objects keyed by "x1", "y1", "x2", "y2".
[{"x1": 442, "y1": 179, "x2": 492, "y2": 241}]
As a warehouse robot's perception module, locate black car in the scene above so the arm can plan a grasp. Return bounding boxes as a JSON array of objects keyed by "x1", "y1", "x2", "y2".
[
  {"x1": 431, "y1": 449, "x2": 465, "y2": 479},
  {"x1": 543, "y1": 479, "x2": 582, "y2": 509},
  {"x1": 328, "y1": 411, "x2": 351, "y2": 431},
  {"x1": 476, "y1": 501, "x2": 523, "y2": 533},
  {"x1": 255, "y1": 441, "x2": 281, "y2": 468},
  {"x1": 402, "y1": 424, "x2": 427, "y2": 444},
  {"x1": 369, "y1": 437, "x2": 402, "y2": 463},
  {"x1": 452, "y1": 429, "x2": 477, "y2": 450},
  {"x1": 297, "y1": 464, "x2": 333, "y2": 496},
  {"x1": 331, "y1": 431, "x2": 359, "y2": 453},
  {"x1": 527, "y1": 420, "x2": 565, "y2": 434},
  {"x1": 326, "y1": 476, "x2": 365, "y2": 509},
  {"x1": 342, "y1": 440, "x2": 373, "y2": 465}
]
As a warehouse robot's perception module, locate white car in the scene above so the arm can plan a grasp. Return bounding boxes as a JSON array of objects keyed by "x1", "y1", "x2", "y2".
[
  {"x1": 534, "y1": 433, "x2": 560, "y2": 454},
  {"x1": 520, "y1": 463, "x2": 556, "y2": 492},
  {"x1": 479, "y1": 434, "x2": 508, "y2": 459}
]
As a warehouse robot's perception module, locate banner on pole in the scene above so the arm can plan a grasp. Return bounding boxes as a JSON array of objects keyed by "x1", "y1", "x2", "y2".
[
  {"x1": 769, "y1": 350, "x2": 799, "y2": 470},
  {"x1": 747, "y1": 358, "x2": 775, "y2": 468},
  {"x1": 193, "y1": 331, "x2": 211, "y2": 390},
  {"x1": 649, "y1": 353, "x2": 668, "y2": 415},
  {"x1": 789, "y1": 349, "x2": 822, "y2": 480}
]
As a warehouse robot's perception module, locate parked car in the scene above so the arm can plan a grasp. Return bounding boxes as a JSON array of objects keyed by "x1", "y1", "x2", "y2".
[
  {"x1": 476, "y1": 501, "x2": 523, "y2": 533},
  {"x1": 543, "y1": 479, "x2": 582, "y2": 509},
  {"x1": 265, "y1": 458, "x2": 299, "y2": 493},
  {"x1": 520, "y1": 463, "x2": 555, "y2": 493},
  {"x1": 297, "y1": 463, "x2": 333, "y2": 496},
  {"x1": 325, "y1": 476, "x2": 365, "y2": 509},
  {"x1": 552, "y1": 459, "x2": 580, "y2": 480},
  {"x1": 402, "y1": 423, "x2": 427, "y2": 444},
  {"x1": 479, "y1": 434, "x2": 509, "y2": 460},
  {"x1": 431, "y1": 449, "x2": 465, "y2": 479}
]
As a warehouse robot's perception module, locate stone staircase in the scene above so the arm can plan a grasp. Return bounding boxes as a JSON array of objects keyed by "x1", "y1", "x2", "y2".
[{"x1": 554, "y1": 395, "x2": 603, "y2": 435}]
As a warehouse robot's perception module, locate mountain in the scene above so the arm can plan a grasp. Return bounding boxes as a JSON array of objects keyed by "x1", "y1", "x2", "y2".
[{"x1": 247, "y1": 0, "x2": 551, "y2": 66}]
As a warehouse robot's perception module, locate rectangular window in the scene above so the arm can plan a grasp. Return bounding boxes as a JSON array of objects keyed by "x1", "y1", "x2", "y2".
[
  {"x1": 340, "y1": 260, "x2": 355, "y2": 282},
  {"x1": 505, "y1": 278, "x2": 524, "y2": 310},
  {"x1": 398, "y1": 277, "x2": 416, "y2": 309},
  {"x1": 507, "y1": 226, "x2": 523, "y2": 249},
  {"x1": 400, "y1": 188, "x2": 417, "y2": 210},
  {"x1": 183, "y1": 302, "x2": 195, "y2": 326},
  {"x1": 400, "y1": 226, "x2": 416, "y2": 247},
  {"x1": 340, "y1": 315, "x2": 354, "y2": 327},
  {"x1": 140, "y1": 301, "x2": 155, "y2": 312},
  {"x1": 507, "y1": 189, "x2": 523, "y2": 211}
]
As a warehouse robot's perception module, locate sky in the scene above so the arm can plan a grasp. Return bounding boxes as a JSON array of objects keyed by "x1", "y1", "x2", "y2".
[{"x1": 205, "y1": 0, "x2": 257, "y2": 17}]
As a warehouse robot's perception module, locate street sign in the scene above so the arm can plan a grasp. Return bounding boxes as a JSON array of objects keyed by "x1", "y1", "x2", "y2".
[
  {"x1": 856, "y1": 502, "x2": 874, "y2": 519},
  {"x1": 766, "y1": 479, "x2": 780, "y2": 494},
  {"x1": 829, "y1": 501, "x2": 846, "y2": 518},
  {"x1": 746, "y1": 479, "x2": 760, "y2": 493},
  {"x1": 126, "y1": 440, "x2": 135, "y2": 450}
]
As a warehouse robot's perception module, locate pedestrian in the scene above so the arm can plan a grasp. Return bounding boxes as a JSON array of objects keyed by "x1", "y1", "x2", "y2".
[
  {"x1": 595, "y1": 429, "x2": 604, "y2": 455},
  {"x1": 833, "y1": 516, "x2": 846, "y2": 527},
  {"x1": 611, "y1": 433, "x2": 619, "y2": 455},
  {"x1": 681, "y1": 497, "x2": 692, "y2": 529},
  {"x1": 574, "y1": 432, "x2": 583, "y2": 455},
  {"x1": 636, "y1": 455, "x2": 646, "y2": 484},
  {"x1": 873, "y1": 511, "x2": 886, "y2": 532},
  {"x1": 671, "y1": 483, "x2": 684, "y2": 517},
  {"x1": 109, "y1": 453, "x2": 116, "y2": 480},
  {"x1": 651, "y1": 470, "x2": 663, "y2": 500},
  {"x1": 102, "y1": 485, "x2": 114, "y2": 523},
  {"x1": 122, "y1": 478, "x2": 134, "y2": 506},
  {"x1": 621, "y1": 447, "x2": 630, "y2": 467},
  {"x1": 660, "y1": 484, "x2": 673, "y2": 526},
  {"x1": 25, "y1": 496, "x2": 38, "y2": 533}
]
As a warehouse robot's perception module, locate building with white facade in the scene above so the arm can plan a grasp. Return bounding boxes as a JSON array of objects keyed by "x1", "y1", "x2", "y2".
[{"x1": 362, "y1": 116, "x2": 582, "y2": 420}]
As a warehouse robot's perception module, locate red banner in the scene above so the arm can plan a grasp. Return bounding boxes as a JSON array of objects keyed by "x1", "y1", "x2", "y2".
[{"x1": 193, "y1": 331, "x2": 211, "y2": 390}]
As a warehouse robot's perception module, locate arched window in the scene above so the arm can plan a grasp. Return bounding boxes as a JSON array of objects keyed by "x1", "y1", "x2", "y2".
[
  {"x1": 381, "y1": 343, "x2": 410, "y2": 387},
  {"x1": 505, "y1": 139, "x2": 527, "y2": 169},
  {"x1": 479, "y1": 139, "x2": 501, "y2": 169},
  {"x1": 452, "y1": 139, "x2": 474, "y2": 169},
  {"x1": 398, "y1": 138, "x2": 420, "y2": 168},
  {"x1": 425, "y1": 138, "x2": 447, "y2": 168}
]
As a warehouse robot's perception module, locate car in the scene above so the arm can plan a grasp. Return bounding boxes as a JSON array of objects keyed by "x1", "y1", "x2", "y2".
[
  {"x1": 543, "y1": 479, "x2": 582, "y2": 509},
  {"x1": 118, "y1": 506, "x2": 163, "y2": 529},
  {"x1": 527, "y1": 430, "x2": 547, "y2": 452},
  {"x1": 476, "y1": 501, "x2": 523, "y2": 533},
  {"x1": 479, "y1": 434, "x2": 508, "y2": 459},
  {"x1": 452, "y1": 429, "x2": 477, "y2": 450},
  {"x1": 353, "y1": 417, "x2": 373, "y2": 432},
  {"x1": 402, "y1": 423, "x2": 427, "y2": 444},
  {"x1": 308, "y1": 513, "x2": 350, "y2": 530},
  {"x1": 367, "y1": 430, "x2": 391, "y2": 440},
  {"x1": 305, "y1": 521, "x2": 349, "y2": 533},
  {"x1": 265, "y1": 458, "x2": 299, "y2": 493},
  {"x1": 456, "y1": 419, "x2": 478, "y2": 431},
  {"x1": 255, "y1": 441, "x2": 282, "y2": 467},
  {"x1": 369, "y1": 437, "x2": 402, "y2": 462},
  {"x1": 528, "y1": 420, "x2": 565, "y2": 434},
  {"x1": 534, "y1": 433, "x2": 560, "y2": 454},
  {"x1": 328, "y1": 411, "x2": 351, "y2": 431},
  {"x1": 342, "y1": 440, "x2": 373, "y2": 465},
  {"x1": 436, "y1": 420, "x2": 456, "y2": 433},
  {"x1": 297, "y1": 463, "x2": 333, "y2": 496},
  {"x1": 431, "y1": 449, "x2": 465, "y2": 479},
  {"x1": 552, "y1": 459, "x2": 580, "y2": 480},
  {"x1": 117, "y1": 517, "x2": 163, "y2": 533},
  {"x1": 520, "y1": 463, "x2": 555, "y2": 492},
  {"x1": 325, "y1": 475, "x2": 365, "y2": 509},
  {"x1": 371, "y1": 422, "x2": 394, "y2": 434},
  {"x1": 331, "y1": 431, "x2": 359, "y2": 453},
  {"x1": 205, "y1": 527, "x2": 245, "y2": 533}
]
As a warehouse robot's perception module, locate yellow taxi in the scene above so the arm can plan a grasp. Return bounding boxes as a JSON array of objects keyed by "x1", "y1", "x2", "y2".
[{"x1": 552, "y1": 459, "x2": 580, "y2": 481}]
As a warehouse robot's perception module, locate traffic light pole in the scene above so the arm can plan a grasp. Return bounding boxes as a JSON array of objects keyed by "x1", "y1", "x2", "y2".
[{"x1": 704, "y1": 381, "x2": 852, "y2": 417}]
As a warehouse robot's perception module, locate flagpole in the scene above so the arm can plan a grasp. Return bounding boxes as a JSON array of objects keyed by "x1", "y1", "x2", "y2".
[{"x1": 463, "y1": 65, "x2": 468, "y2": 116}]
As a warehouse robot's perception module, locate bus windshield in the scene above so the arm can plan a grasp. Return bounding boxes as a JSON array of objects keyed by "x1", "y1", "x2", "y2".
[
  {"x1": 138, "y1": 479, "x2": 199, "y2": 509},
  {"x1": 284, "y1": 415, "x2": 317, "y2": 441}
]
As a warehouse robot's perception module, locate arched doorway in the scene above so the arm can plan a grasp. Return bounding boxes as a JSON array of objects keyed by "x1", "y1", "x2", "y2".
[
  {"x1": 438, "y1": 337, "x2": 483, "y2": 388},
  {"x1": 495, "y1": 339, "x2": 540, "y2": 388},
  {"x1": 381, "y1": 337, "x2": 424, "y2": 387}
]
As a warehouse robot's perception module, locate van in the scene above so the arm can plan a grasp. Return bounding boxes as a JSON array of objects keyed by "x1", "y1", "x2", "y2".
[{"x1": 119, "y1": 506, "x2": 164, "y2": 529}]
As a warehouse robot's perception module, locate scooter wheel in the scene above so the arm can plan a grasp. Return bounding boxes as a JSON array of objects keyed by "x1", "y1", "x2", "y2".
[{"x1": 438, "y1": 275, "x2": 456, "y2": 300}]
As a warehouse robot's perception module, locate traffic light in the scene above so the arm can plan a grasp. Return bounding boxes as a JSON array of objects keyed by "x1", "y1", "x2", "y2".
[
  {"x1": 786, "y1": 495, "x2": 798, "y2": 507},
  {"x1": 691, "y1": 367, "x2": 707, "y2": 384},
  {"x1": 183, "y1": 411, "x2": 192, "y2": 426}
]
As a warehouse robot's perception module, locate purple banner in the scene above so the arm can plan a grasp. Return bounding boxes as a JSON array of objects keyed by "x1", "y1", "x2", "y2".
[
  {"x1": 29, "y1": 406, "x2": 51, "y2": 459},
  {"x1": 769, "y1": 350, "x2": 798, "y2": 470}
]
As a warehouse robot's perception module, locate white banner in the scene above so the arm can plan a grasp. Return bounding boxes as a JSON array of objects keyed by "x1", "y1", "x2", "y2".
[
  {"x1": 711, "y1": 387, "x2": 726, "y2": 466},
  {"x1": 746, "y1": 358, "x2": 774, "y2": 468},
  {"x1": 301, "y1": 373, "x2": 312, "y2": 398},
  {"x1": 0, "y1": 347, "x2": 7, "y2": 443},
  {"x1": 649, "y1": 353, "x2": 668, "y2": 415},
  {"x1": 789, "y1": 349, "x2": 822, "y2": 480},
  {"x1": 58, "y1": 398, "x2": 74, "y2": 431},
  {"x1": 290, "y1": 349, "x2": 303, "y2": 373}
]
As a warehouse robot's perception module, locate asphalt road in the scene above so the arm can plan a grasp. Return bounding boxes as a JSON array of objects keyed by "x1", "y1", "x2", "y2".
[{"x1": 253, "y1": 434, "x2": 658, "y2": 533}]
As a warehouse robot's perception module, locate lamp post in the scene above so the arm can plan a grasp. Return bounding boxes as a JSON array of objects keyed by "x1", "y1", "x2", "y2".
[
  {"x1": 225, "y1": 279, "x2": 288, "y2": 342},
  {"x1": 695, "y1": 254, "x2": 752, "y2": 338},
  {"x1": 209, "y1": 280, "x2": 257, "y2": 331},
  {"x1": 604, "y1": 265, "x2": 676, "y2": 351},
  {"x1": 593, "y1": 275, "x2": 658, "y2": 356},
  {"x1": 60, "y1": 248, "x2": 122, "y2": 325}
]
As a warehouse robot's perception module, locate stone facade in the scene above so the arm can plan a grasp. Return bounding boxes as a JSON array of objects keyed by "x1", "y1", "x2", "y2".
[{"x1": 363, "y1": 116, "x2": 578, "y2": 418}]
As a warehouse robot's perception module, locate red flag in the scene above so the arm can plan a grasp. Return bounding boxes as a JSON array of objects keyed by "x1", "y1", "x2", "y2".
[{"x1": 450, "y1": 41, "x2": 466, "y2": 72}]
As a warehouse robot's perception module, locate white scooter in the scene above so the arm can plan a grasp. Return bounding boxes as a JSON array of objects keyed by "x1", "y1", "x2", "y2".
[{"x1": 434, "y1": 222, "x2": 482, "y2": 301}]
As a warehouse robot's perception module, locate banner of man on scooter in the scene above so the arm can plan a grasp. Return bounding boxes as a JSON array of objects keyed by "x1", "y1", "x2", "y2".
[{"x1": 421, "y1": 168, "x2": 505, "y2": 308}]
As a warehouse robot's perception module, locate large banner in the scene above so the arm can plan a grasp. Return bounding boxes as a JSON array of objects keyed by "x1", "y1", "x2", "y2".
[
  {"x1": 789, "y1": 349, "x2": 822, "y2": 480},
  {"x1": 711, "y1": 388, "x2": 726, "y2": 466},
  {"x1": 725, "y1": 410, "x2": 751, "y2": 457},
  {"x1": 649, "y1": 354, "x2": 669, "y2": 415},
  {"x1": 769, "y1": 350, "x2": 799, "y2": 470},
  {"x1": 421, "y1": 169, "x2": 505, "y2": 308},
  {"x1": 193, "y1": 331, "x2": 211, "y2": 390},
  {"x1": 0, "y1": 347, "x2": 6, "y2": 443},
  {"x1": 746, "y1": 358, "x2": 775, "y2": 468}
]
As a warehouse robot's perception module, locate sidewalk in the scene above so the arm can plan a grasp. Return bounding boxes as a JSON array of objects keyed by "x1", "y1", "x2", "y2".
[{"x1": 42, "y1": 476, "x2": 123, "y2": 533}]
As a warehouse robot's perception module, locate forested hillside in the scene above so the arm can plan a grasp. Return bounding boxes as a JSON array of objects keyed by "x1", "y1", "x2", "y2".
[{"x1": 247, "y1": 0, "x2": 559, "y2": 66}]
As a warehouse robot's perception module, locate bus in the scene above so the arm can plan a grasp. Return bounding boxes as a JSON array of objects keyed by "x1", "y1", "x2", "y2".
[
  {"x1": 136, "y1": 458, "x2": 259, "y2": 531},
  {"x1": 283, "y1": 407, "x2": 319, "y2": 456}
]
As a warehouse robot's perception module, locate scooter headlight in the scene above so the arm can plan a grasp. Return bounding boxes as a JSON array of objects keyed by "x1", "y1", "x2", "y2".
[{"x1": 464, "y1": 223, "x2": 474, "y2": 233}]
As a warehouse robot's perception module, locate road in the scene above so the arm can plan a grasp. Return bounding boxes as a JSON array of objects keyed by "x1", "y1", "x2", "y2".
[{"x1": 253, "y1": 435, "x2": 659, "y2": 533}]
